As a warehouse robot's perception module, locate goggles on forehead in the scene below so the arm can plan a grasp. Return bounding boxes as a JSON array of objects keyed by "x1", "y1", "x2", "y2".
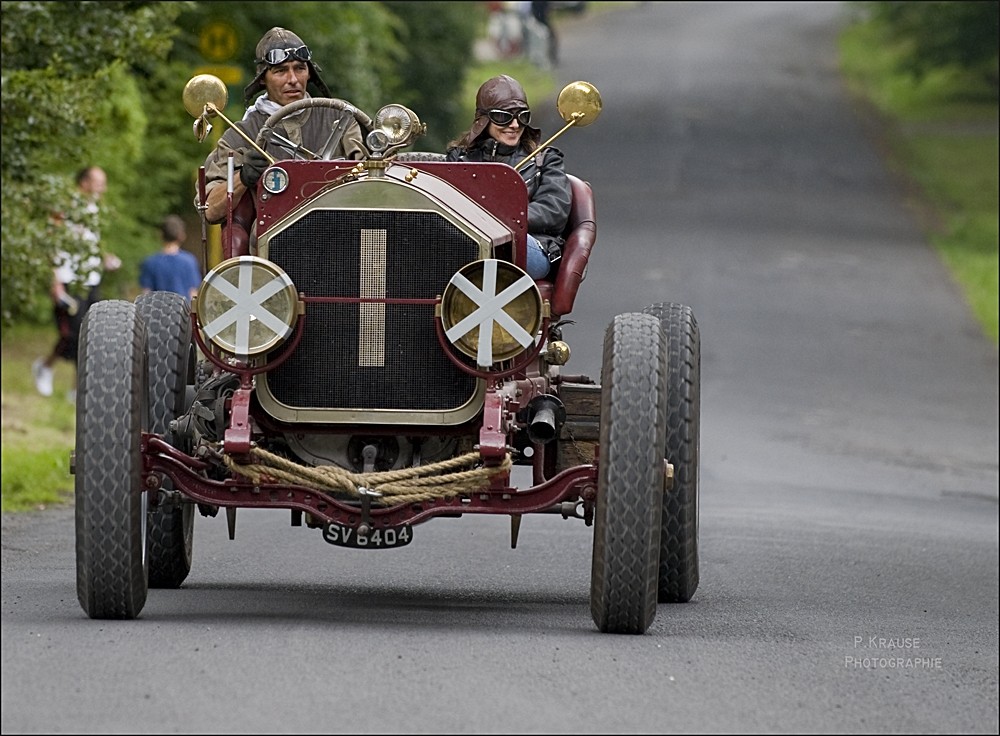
[
  {"x1": 259, "y1": 45, "x2": 312, "y2": 66},
  {"x1": 486, "y1": 108, "x2": 531, "y2": 127}
]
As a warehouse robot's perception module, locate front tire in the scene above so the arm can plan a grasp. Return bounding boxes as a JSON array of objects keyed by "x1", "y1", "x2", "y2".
[
  {"x1": 136, "y1": 292, "x2": 195, "y2": 588},
  {"x1": 643, "y1": 303, "x2": 700, "y2": 603},
  {"x1": 75, "y1": 301, "x2": 149, "y2": 619},
  {"x1": 590, "y1": 313, "x2": 667, "y2": 634}
]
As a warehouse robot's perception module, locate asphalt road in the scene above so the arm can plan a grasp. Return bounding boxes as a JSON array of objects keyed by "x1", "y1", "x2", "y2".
[{"x1": 3, "y1": 2, "x2": 998, "y2": 733}]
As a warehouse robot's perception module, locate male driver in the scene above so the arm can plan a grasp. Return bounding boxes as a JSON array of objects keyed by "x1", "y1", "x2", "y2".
[{"x1": 200, "y1": 27, "x2": 364, "y2": 224}]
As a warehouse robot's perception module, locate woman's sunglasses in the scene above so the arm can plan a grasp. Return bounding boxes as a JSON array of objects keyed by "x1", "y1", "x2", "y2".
[
  {"x1": 487, "y1": 109, "x2": 532, "y2": 127},
  {"x1": 260, "y1": 45, "x2": 312, "y2": 66}
]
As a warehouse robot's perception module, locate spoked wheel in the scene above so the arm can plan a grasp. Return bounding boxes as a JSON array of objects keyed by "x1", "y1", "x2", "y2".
[
  {"x1": 590, "y1": 312, "x2": 668, "y2": 634},
  {"x1": 75, "y1": 301, "x2": 149, "y2": 619},
  {"x1": 643, "y1": 303, "x2": 701, "y2": 603},
  {"x1": 136, "y1": 292, "x2": 195, "y2": 588}
]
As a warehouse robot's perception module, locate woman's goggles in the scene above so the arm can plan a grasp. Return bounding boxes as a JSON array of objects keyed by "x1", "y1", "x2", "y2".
[
  {"x1": 260, "y1": 45, "x2": 312, "y2": 66},
  {"x1": 486, "y1": 108, "x2": 532, "y2": 127}
]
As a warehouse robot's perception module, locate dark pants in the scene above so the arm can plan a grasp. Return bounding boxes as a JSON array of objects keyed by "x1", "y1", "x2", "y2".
[{"x1": 52, "y1": 286, "x2": 99, "y2": 363}]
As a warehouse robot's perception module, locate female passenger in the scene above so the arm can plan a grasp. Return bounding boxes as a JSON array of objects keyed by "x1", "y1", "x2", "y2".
[{"x1": 447, "y1": 75, "x2": 571, "y2": 280}]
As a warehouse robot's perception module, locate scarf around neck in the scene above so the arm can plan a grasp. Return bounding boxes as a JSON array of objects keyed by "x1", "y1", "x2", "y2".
[{"x1": 244, "y1": 93, "x2": 311, "y2": 120}]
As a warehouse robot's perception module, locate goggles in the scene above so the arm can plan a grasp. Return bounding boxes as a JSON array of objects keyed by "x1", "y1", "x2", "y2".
[
  {"x1": 259, "y1": 45, "x2": 312, "y2": 66},
  {"x1": 486, "y1": 108, "x2": 531, "y2": 127}
]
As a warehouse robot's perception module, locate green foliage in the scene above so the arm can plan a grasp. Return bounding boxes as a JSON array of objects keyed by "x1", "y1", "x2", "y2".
[
  {"x1": 862, "y1": 1, "x2": 999, "y2": 92},
  {"x1": 1, "y1": 173, "x2": 75, "y2": 322},
  {"x1": 1, "y1": 1, "x2": 188, "y2": 324},
  {"x1": 1, "y1": 446, "x2": 75, "y2": 512},
  {"x1": 838, "y1": 10, "x2": 997, "y2": 117},
  {"x1": 1, "y1": 1, "x2": 181, "y2": 74},
  {"x1": 1, "y1": 322, "x2": 76, "y2": 512},
  {"x1": 907, "y1": 136, "x2": 999, "y2": 342},
  {"x1": 380, "y1": 2, "x2": 485, "y2": 149}
]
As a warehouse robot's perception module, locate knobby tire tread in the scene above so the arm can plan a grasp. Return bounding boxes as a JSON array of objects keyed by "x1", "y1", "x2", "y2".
[
  {"x1": 136, "y1": 292, "x2": 195, "y2": 589},
  {"x1": 644, "y1": 302, "x2": 700, "y2": 603},
  {"x1": 590, "y1": 313, "x2": 667, "y2": 634},
  {"x1": 75, "y1": 301, "x2": 148, "y2": 619}
]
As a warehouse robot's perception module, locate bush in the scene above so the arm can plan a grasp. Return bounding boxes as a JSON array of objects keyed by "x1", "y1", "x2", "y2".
[{"x1": 864, "y1": 1, "x2": 999, "y2": 93}]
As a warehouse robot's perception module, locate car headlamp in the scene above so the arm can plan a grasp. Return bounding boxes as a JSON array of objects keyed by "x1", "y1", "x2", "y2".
[
  {"x1": 440, "y1": 259, "x2": 542, "y2": 368},
  {"x1": 196, "y1": 256, "x2": 300, "y2": 358},
  {"x1": 373, "y1": 104, "x2": 422, "y2": 146}
]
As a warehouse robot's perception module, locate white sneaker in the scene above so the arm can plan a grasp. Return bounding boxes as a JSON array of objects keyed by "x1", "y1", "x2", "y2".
[{"x1": 32, "y1": 359, "x2": 54, "y2": 397}]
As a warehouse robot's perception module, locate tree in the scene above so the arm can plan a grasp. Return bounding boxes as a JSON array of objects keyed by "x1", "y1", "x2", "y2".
[
  {"x1": 865, "y1": 1, "x2": 1000, "y2": 92},
  {"x1": 1, "y1": 1, "x2": 186, "y2": 325},
  {"x1": 381, "y1": 2, "x2": 485, "y2": 150}
]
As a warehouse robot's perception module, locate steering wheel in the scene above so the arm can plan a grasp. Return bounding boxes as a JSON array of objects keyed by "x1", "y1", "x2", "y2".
[{"x1": 255, "y1": 98, "x2": 373, "y2": 161}]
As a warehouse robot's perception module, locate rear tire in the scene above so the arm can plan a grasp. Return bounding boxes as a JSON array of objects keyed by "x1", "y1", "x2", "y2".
[
  {"x1": 643, "y1": 303, "x2": 700, "y2": 603},
  {"x1": 136, "y1": 292, "x2": 195, "y2": 588},
  {"x1": 590, "y1": 313, "x2": 667, "y2": 634},
  {"x1": 75, "y1": 301, "x2": 149, "y2": 619}
]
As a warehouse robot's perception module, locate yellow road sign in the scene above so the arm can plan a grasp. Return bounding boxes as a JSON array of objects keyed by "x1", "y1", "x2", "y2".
[
  {"x1": 199, "y1": 20, "x2": 239, "y2": 62},
  {"x1": 194, "y1": 65, "x2": 244, "y2": 86}
]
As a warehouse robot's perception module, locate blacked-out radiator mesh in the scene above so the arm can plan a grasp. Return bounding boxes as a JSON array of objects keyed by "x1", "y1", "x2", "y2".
[{"x1": 265, "y1": 210, "x2": 479, "y2": 411}]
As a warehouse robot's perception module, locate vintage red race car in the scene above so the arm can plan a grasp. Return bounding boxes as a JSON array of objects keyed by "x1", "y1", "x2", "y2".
[{"x1": 73, "y1": 75, "x2": 700, "y2": 634}]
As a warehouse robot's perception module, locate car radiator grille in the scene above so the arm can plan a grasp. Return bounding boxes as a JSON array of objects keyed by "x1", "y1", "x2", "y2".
[{"x1": 264, "y1": 210, "x2": 480, "y2": 412}]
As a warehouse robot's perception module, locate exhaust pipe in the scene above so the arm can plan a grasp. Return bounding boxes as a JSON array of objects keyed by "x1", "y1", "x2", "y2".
[{"x1": 527, "y1": 395, "x2": 566, "y2": 444}]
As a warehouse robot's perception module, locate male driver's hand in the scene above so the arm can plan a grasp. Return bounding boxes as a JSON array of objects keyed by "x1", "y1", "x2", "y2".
[{"x1": 239, "y1": 150, "x2": 270, "y2": 189}]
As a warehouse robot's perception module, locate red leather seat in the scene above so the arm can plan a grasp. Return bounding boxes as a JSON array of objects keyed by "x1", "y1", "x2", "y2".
[{"x1": 542, "y1": 174, "x2": 596, "y2": 317}]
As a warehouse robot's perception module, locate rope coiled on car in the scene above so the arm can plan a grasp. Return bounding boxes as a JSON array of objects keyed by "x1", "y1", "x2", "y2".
[{"x1": 223, "y1": 446, "x2": 512, "y2": 506}]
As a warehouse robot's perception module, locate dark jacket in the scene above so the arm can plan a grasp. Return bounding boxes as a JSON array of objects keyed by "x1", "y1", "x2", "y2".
[{"x1": 446, "y1": 140, "x2": 571, "y2": 258}]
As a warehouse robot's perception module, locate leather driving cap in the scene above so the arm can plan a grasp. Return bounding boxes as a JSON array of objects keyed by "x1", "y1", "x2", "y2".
[
  {"x1": 255, "y1": 27, "x2": 305, "y2": 65},
  {"x1": 242, "y1": 26, "x2": 330, "y2": 104},
  {"x1": 471, "y1": 75, "x2": 539, "y2": 139}
]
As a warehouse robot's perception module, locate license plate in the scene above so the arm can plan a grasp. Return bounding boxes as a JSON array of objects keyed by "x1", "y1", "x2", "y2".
[{"x1": 322, "y1": 522, "x2": 413, "y2": 549}]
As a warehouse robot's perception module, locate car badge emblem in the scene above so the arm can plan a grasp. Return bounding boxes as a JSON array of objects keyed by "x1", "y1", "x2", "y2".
[{"x1": 262, "y1": 166, "x2": 289, "y2": 194}]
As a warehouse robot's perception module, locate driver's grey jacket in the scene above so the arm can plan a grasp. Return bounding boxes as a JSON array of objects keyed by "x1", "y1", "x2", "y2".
[
  {"x1": 446, "y1": 140, "x2": 571, "y2": 255},
  {"x1": 201, "y1": 101, "x2": 364, "y2": 220}
]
